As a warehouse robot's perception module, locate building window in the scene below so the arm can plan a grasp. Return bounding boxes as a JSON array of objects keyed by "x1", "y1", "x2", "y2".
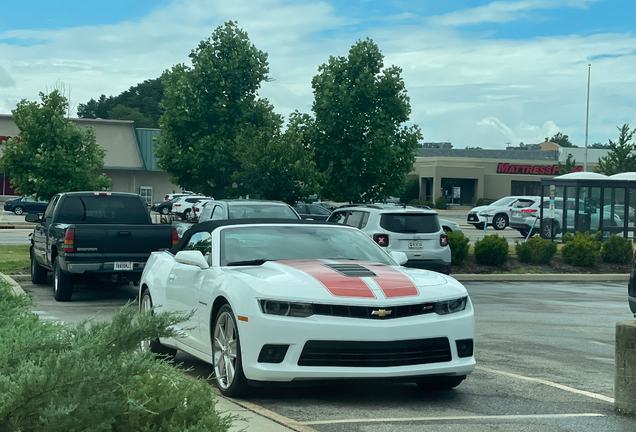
[
  {"x1": 139, "y1": 186, "x2": 153, "y2": 206},
  {"x1": 511, "y1": 181, "x2": 540, "y2": 196}
]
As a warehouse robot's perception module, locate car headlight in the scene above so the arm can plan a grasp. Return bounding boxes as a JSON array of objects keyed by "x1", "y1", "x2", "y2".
[
  {"x1": 479, "y1": 211, "x2": 491, "y2": 216},
  {"x1": 259, "y1": 300, "x2": 314, "y2": 318},
  {"x1": 435, "y1": 297, "x2": 468, "y2": 315},
  {"x1": 453, "y1": 223, "x2": 459, "y2": 228}
]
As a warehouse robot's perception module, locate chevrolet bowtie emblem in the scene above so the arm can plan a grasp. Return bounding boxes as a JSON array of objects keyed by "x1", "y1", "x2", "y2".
[{"x1": 371, "y1": 309, "x2": 392, "y2": 317}]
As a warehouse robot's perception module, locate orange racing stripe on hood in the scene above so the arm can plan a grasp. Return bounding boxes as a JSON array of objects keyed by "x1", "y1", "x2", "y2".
[
  {"x1": 364, "y1": 264, "x2": 419, "y2": 298},
  {"x1": 280, "y1": 260, "x2": 376, "y2": 298}
]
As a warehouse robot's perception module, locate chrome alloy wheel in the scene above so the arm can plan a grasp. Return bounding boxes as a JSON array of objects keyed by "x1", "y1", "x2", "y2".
[
  {"x1": 213, "y1": 311, "x2": 238, "y2": 390},
  {"x1": 139, "y1": 293, "x2": 153, "y2": 352}
]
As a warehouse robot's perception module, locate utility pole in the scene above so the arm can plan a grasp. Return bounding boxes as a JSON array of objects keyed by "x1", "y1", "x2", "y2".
[{"x1": 584, "y1": 64, "x2": 591, "y2": 172}]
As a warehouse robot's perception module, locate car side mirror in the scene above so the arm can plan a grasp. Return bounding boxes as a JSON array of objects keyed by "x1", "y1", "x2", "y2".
[
  {"x1": 175, "y1": 250, "x2": 210, "y2": 269},
  {"x1": 390, "y1": 251, "x2": 408, "y2": 266},
  {"x1": 25, "y1": 213, "x2": 42, "y2": 223}
]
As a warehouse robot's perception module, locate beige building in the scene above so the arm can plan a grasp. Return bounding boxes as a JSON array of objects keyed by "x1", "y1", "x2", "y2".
[
  {"x1": 0, "y1": 115, "x2": 181, "y2": 204},
  {"x1": 413, "y1": 147, "x2": 600, "y2": 205}
]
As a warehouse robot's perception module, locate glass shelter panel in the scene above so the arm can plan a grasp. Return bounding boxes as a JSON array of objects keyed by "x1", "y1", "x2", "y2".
[
  {"x1": 578, "y1": 187, "x2": 602, "y2": 235},
  {"x1": 564, "y1": 186, "x2": 576, "y2": 235}
]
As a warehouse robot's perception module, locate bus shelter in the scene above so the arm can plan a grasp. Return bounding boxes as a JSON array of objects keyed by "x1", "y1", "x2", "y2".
[{"x1": 539, "y1": 172, "x2": 636, "y2": 241}]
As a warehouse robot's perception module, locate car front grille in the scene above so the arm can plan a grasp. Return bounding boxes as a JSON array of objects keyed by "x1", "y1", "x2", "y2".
[
  {"x1": 298, "y1": 337, "x2": 452, "y2": 367},
  {"x1": 312, "y1": 302, "x2": 436, "y2": 319}
]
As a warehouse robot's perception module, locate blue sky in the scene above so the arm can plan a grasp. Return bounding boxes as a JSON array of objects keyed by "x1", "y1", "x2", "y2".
[{"x1": 0, "y1": 0, "x2": 634, "y2": 148}]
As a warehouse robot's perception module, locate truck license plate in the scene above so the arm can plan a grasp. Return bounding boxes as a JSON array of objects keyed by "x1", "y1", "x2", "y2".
[
  {"x1": 408, "y1": 241, "x2": 423, "y2": 250},
  {"x1": 114, "y1": 262, "x2": 133, "y2": 271}
]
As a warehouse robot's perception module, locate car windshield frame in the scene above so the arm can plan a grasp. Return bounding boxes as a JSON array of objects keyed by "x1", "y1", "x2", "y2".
[
  {"x1": 219, "y1": 225, "x2": 394, "y2": 266},
  {"x1": 490, "y1": 197, "x2": 516, "y2": 207}
]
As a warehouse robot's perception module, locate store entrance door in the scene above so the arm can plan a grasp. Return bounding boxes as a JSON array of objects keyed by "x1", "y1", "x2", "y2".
[{"x1": 441, "y1": 178, "x2": 476, "y2": 206}]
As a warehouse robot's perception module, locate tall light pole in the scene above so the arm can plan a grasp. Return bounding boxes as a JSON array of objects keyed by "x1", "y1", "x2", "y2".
[{"x1": 584, "y1": 63, "x2": 591, "y2": 172}]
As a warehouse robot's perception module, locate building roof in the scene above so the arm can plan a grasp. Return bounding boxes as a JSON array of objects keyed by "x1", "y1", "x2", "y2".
[{"x1": 417, "y1": 148, "x2": 558, "y2": 161}]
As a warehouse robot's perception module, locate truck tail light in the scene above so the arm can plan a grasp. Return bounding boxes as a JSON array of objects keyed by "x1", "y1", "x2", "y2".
[
  {"x1": 373, "y1": 234, "x2": 389, "y2": 247},
  {"x1": 171, "y1": 228, "x2": 179, "y2": 247},
  {"x1": 521, "y1": 209, "x2": 538, "y2": 214},
  {"x1": 64, "y1": 228, "x2": 75, "y2": 253},
  {"x1": 440, "y1": 234, "x2": 448, "y2": 247}
]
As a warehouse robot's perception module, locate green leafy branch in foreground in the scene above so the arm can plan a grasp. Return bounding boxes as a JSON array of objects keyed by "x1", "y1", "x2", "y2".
[{"x1": 0, "y1": 280, "x2": 232, "y2": 432}]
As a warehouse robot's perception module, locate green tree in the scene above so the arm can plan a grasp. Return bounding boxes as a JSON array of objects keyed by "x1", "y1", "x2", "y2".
[
  {"x1": 0, "y1": 90, "x2": 111, "y2": 200},
  {"x1": 595, "y1": 124, "x2": 636, "y2": 175},
  {"x1": 155, "y1": 21, "x2": 273, "y2": 198},
  {"x1": 78, "y1": 78, "x2": 164, "y2": 128},
  {"x1": 234, "y1": 119, "x2": 320, "y2": 204},
  {"x1": 591, "y1": 142, "x2": 609, "y2": 149},
  {"x1": 308, "y1": 38, "x2": 421, "y2": 203},
  {"x1": 557, "y1": 153, "x2": 577, "y2": 174},
  {"x1": 547, "y1": 132, "x2": 577, "y2": 148}
]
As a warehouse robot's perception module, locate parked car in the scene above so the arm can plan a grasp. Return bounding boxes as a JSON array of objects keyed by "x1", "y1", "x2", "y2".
[
  {"x1": 4, "y1": 196, "x2": 49, "y2": 215},
  {"x1": 151, "y1": 200, "x2": 174, "y2": 215},
  {"x1": 439, "y1": 219, "x2": 462, "y2": 234},
  {"x1": 467, "y1": 196, "x2": 539, "y2": 230},
  {"x1": 327, "y1": 204, "x2": 451, "y2": 274},
  {"x1": 164, "y1": 192, "x2": 193, "y2": 202},
  {"x1": 294, "y1": 203, "x2": 333, "y2": 221},
  {"x1": 171, "y1": 195, "x2": 210, "y2": 221},
  {"x1": 192, "y1": 199, "x2": 215, "y2": 220},
  {"x1": 602, "y1": 204, "x2": 635, "y2": 223},
  {"x1": 27, "y1": 192, "x2": 177, "y2": 301},
  {"x1": 139, "y1": 219, "x2": 475, "y2": 397},
  {"x1": 312, "y1": 202, "x2": 337, "y2": 212},
  {"x1": 173, "y1": 200, "x2": 302, "y2": 238},
  {"x1": 509, "y1": 197, "x2": 623, "y2": 238}
]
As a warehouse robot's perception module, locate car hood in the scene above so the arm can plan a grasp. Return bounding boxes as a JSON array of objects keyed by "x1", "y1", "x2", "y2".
[
  {"x1": 469, "y1": 205, "x2": 493, "y2": 213},
  {"x1": 226, "y1": 259, "x2": 467, "y2": 304}
]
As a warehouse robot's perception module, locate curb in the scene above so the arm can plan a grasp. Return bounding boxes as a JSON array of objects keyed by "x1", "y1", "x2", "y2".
[
  {"x1": 0, "y1": 273, "x2": 26, "y2": 296},
  {"x1": 451, "y1": 273, "x2": 630, "y2": 282}
]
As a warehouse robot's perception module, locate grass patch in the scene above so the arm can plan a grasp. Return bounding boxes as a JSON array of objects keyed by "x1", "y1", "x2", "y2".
[
  {"x1": 493, "y1": 268, "x2": 542, "y2": 275},
  {"x1": 0, "y1": 245, "x2": 30, "y2": 274}
]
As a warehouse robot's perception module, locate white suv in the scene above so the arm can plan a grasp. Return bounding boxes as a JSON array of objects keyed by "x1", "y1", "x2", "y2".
[
  {"x1": 171, "y1": 195, "x2": 211, "y2": 221},
  {"x1": 467, "y1": 196, "x2": 539, "y2": 230},
  {"x1": 327, "y1": 204, "x2": 452, "y2": 274}
]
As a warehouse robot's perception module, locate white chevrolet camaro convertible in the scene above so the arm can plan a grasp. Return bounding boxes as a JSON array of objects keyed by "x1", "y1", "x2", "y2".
[{"x1": 139, "y1": 219, "x2": 475, "y2": 397}]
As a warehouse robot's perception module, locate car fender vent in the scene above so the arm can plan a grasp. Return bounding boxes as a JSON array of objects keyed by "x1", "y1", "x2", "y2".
[{"x1": 323, "y1": 263, "x2": 377, "y2": 278}]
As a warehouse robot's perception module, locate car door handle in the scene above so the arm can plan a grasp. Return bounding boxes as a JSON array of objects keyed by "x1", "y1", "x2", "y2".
[{"x1": 118, "y1": 231, "x2": 131, "y2": 237}]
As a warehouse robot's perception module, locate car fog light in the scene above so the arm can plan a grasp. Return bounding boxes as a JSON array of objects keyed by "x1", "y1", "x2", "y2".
[
  {"x1": 456, "y1": 339, "x2": 474, "y2": 358},
  {"x1": 258, "y1": 344, "x2": 289, "y2": 363}
]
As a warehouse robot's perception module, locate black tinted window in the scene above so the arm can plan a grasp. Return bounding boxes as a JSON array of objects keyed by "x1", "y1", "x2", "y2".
[
  {"x1": 57, "y1": 196, "x2": 150, "y2": 224},
  {"x1": 380, "y1": 213, "x2": 440, "y2": 233}
]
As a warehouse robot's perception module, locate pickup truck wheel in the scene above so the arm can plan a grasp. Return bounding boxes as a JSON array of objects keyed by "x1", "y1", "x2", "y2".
[
  {"x1": 31, "y1": 249, "x2": 48, "y2": 284},
  {"x1": 53, "y1": 258, "x2": 74, "y2": 302},
  {"x1": 139, "y1": 290, "x2": 177, "y2": 359},
  {"x1": 13, "y1": 206, "x2": 24, "y2": 215}
]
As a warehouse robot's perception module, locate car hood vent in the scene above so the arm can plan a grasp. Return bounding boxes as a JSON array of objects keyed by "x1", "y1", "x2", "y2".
[{"x1": 323, "y1": 263, "x2": 378, "y2": 278}]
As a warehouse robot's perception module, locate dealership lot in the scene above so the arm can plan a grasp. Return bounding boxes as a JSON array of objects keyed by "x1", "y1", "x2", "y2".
[{"x1": 18, "y1": 279, "x2": 635, "y2": 431}]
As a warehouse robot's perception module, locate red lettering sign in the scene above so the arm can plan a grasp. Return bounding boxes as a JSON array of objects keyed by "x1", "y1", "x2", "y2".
[{"x1": 496, "y1": 163, "x2": 582, "y2": 175}]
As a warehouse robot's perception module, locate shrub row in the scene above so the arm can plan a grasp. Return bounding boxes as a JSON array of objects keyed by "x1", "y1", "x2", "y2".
[
  {"x1": 0, "y1": 280, "x2": 232, "y2": 432},
  {"x1": 449, "y1": 232, "x2": 633, "y2": 268}
]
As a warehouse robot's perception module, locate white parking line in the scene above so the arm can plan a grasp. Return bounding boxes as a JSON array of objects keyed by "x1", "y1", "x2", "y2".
[
  {"x1": 301, "y1": 413, "x2": 605, "y2": 425},
  {"x1": 476, "y1": 366, "x2": 614, "y2": 403},
  {"x1": 589, "y1": 341, "x2": 614, "y2": 347}
]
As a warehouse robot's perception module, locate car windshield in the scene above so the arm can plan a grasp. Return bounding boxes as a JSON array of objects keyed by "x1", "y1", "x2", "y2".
[
  {"x1": 380, "y1": 213, "x2": 440, "y2": 233},
  {"x1": 490, "y1": 197, "x2": 516, "y2": 207},
  {"x1": 220, "y1": 225, "x2": 394, "y2": 266},
  {"x1": 228, "y1": 204, "x2": 299, "y2": 219}
]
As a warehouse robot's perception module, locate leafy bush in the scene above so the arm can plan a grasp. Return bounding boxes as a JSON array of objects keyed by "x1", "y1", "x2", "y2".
[
  {"x1": 515, "y1": 236, "x2": 558, "y2": 264},
  {"x1": 474, "y1": 234, "x2": 509, "y2": 266},
  {"x1": 401, "y1": 175, "x2": 420, "y2": 204},
  {"x1": 0, "y1": 280, "x2": 232, "y2": 432},
  {"x1": 435, "y1": 196, "x2": 447, "y2": 210},
  {"x1": 560, "y1": 231, "x2": 601, "y2": 267},
  {"x1": 600, "y1": 235, "x2": 633, "y2": 264},
  {"x1": 447, "y1": 232, "x2": 470, "y2": 265},
  {"x1": 409, "y1": 199, "x2": 435, "y2": 208},
  {"x1": 562, "y1": 231, "x2": 574, "y2": 243}
]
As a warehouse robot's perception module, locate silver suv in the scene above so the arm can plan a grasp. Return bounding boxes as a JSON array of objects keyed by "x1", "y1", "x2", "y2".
[
  {"x1": 327, "y1": 204, "x2": 452, "y2": 274},
  {"x1": 467, "y1": 196, "x2": 539, "y2": 230}
]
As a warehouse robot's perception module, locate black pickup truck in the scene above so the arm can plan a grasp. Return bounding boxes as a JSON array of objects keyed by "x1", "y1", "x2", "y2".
[{"x1": 27, "y1": 192, "x2": 178, "y2": 301}]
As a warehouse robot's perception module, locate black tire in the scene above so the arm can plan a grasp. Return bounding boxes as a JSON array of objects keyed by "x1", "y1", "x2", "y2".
[
  {"x1": 416, "y1": 375, "x2": 466, "y2": 390},
  {"x1": 492, "y1": 214, "x2": 508, "y2": 230},
  {"x1": 53, "y1": 258, "x2": 74, "y2": 301},
  {"x1": 182, "y1": 209, "x2": 191, "y2": 221},
  {"x1": 474, "y1": 223, "x2": 485, "y2": 230},
  {"x1": 161, "y1": 207, "x2": 170, "y2": 215},
  {"x1": 13, "y1": 206, "x2": 24, "y2": 215},
  {"x1": 518, "y1": 229, "x2": 528, "y2": 237},
  {"x1": 212, "y1": 304, "x2": 249, "y2": 397},
  {"x1": 139, "y1": 290, "x2": 178, "y2": 359},
  {"x1": 31, "y1": 249, "x2": 48, "y2": 284}
]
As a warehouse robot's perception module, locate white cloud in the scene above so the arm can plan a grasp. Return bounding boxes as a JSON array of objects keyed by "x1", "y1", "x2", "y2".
[{"x1": 0, "y1": 0, "x2": 633, "y2": 149}]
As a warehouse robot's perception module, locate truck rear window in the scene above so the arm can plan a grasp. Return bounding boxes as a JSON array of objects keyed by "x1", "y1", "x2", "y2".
[
  {"x1": 57, "y1": 196, "x2": 150, "y2": 224},
  {"x1": 380, "y1": 213, "x2": 440, "y2": 233}
]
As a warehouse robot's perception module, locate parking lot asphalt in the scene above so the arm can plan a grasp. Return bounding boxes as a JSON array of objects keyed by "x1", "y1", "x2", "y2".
[{"x1": 17, "y1": 279, "x2": 635, "y2": 431}]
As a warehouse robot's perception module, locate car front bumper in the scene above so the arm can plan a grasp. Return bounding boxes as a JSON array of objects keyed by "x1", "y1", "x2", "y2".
[
  {"x1": 239, "y1": 302, "x2": 475, "y2": 383},
  {"x1": 404, "y1": 259, "x2": 451, "y2": 274}
]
